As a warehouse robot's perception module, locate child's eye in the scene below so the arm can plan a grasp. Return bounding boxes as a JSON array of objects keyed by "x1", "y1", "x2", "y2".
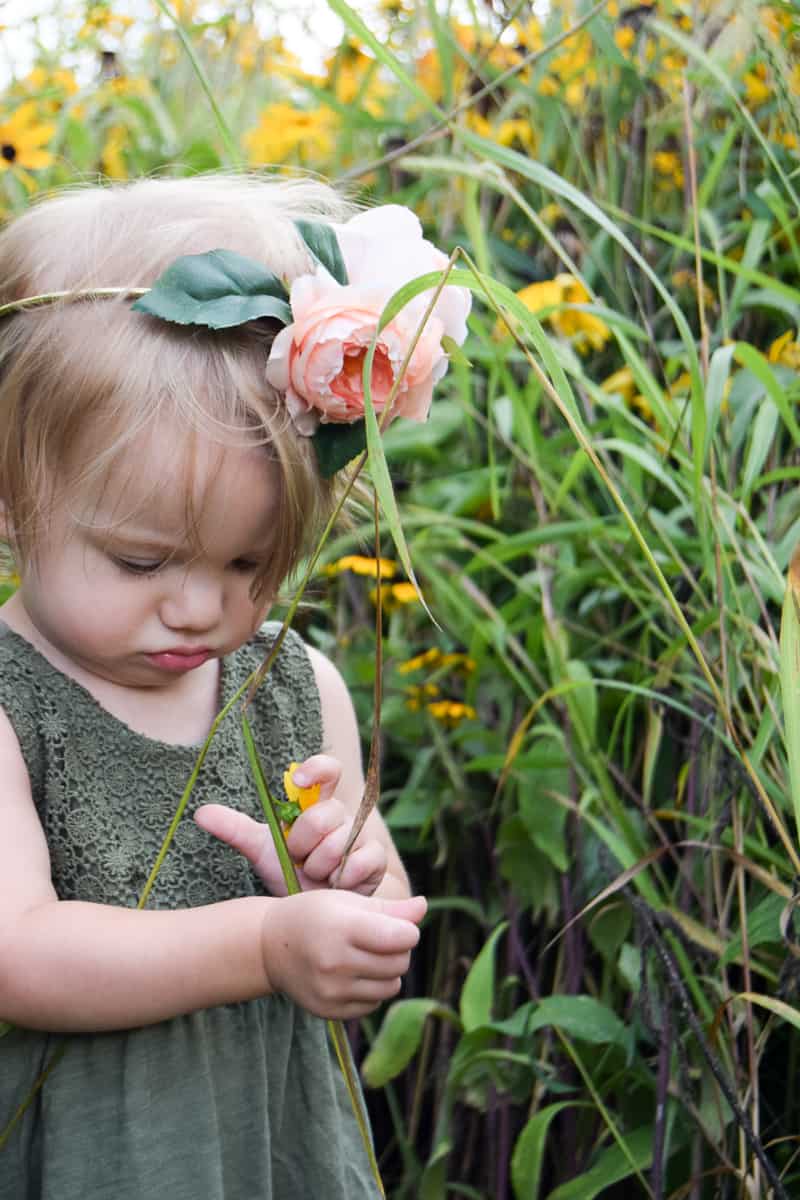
[
  {"x1": 111, "y1": 556, "x2": 165, "y2": 576},
  {"x1": 230, "y1": 558, "x2": 259, "y2": 574}
]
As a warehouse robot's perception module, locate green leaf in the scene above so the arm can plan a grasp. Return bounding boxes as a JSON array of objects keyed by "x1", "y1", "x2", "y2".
[
  {"x1": 132, "y1": 249, "x2": 291, "y2": 329},
  {"x1": 526, "y1": 995, "x2": 631, "y2": 1048},
  {"x1": 361, "y1": 998, "x2": 459, "y2": 1087},
  {"x1": 313, "y1": 420, "x2": 367, "y2": 478},
  {"x1": 738, "y1": 992, "x2": 800, "y2": 1031},
  {"x1": 720, "y1": 893, "x2": 783, "y2": 966},
  {"x1": 545, "y1": 1125, "x2": 653, "y2": 1199},
  {"x1": 440, "y1": 333, "x2": 472, "y2": 367},
  {"x1": 780, "y1": 564, "x2": 800, "y2": 847},
  {"x1": 460, "y1": 921, "x2": 508, "y2": 1032},
  {"x1": 295, "y1": 219, "x2": 348, "y2": 286},
  {"x1": 511, "y1": 1102, "x2": 577, "y2": 1200},
  {"x1": 742, "y1": 398, "x2": 780, "y2": 505},
  {"x1": 0, "y1": 1021, "x2": 12, "y2": 1038}
]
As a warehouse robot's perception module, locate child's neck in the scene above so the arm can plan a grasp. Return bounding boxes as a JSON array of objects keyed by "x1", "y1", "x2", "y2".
[{"x1": 0, "y1": 593, "x2": 221, "y2": 746}]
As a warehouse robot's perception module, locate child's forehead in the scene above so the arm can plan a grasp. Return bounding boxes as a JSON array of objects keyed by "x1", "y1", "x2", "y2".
[{"x1": 78, "y1": 427, "x2": 279, "y2": 542}]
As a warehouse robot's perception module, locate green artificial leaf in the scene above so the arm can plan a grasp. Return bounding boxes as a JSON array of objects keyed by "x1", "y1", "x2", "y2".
[
  {"x1": 133, "y1": 249, "x2": 291, "y2": 329},
  {"x1": 313, "y1": 420, "x2": 368, "y2": 478},
  {"x1": 361, "y1": 998, "x2": 459, "y2": 1087},
  {"x1": 295, "y1": 219, "x2": 348, "y2": 285}
]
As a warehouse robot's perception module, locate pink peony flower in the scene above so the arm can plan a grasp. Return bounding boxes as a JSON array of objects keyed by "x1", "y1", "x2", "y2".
[{"x1": 265, "y1": 205, "x2": 470, "y2": 431}]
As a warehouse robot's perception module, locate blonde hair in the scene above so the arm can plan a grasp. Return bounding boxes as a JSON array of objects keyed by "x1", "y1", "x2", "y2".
[{"x1": 0, "y1": 173, "x2": 355, "y2": 595}]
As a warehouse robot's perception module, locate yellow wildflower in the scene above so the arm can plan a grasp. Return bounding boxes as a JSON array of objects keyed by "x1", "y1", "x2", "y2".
[
  {"x1": 398, "y1": 648, "x2": 443, "y2": 674},
  {"x1": 503, "y1": 275, "x2": 610, "y2": 354},
  {"x1": 15, "y1": 67, "x2": 78, "y2": 112},
  {"x1": 325, "y1": 556, "x2": 398, "y2": 580},
  {"x1": 441, "y1": 652, "x2": 476, "y2": 673},
  {"x1": 283, "y1": 762, "x2": 321, "y2": 811},
  {"x1": 326, "y1": 42, "x2": 387, "y2": 113},
  {"x1": 79, "y1": 4, "x2": 133, "y2": 39},
  {"x1": 516, "y1": 277, "x2": 565, "y2": 315},
  {"x1": 601, "y1": 366, "x2": 637, "y2": 401},
  {"x1": 548, "y1": 276, "x2": 611, "y2": 353},
  {"x1": 614, "y1": 26, "x2": 636, "y2": 54},
  {"x1": 153, "y1": 0, "x2": 198, "y2": 18},
  {"x1": 404, "y1": 683, "x2": 440, "y2": 711},
  {"x1": 100, "y1": 123, "x2": 129, "y2": 179},
  {"x1": 243, "y1": 103, "x2": 337, "y2": 165},
  {"x1": 671, "y1": 268, "x2": 716, "y2": 312},
  {"x1": 628, "y1": 394, "x2": 655, "y2": 425},
  {"x1": 427, "y1": 699, "x2": 477, "y2": 726},
  {"x1": 97, "y1": 76, "x2": 151, "y2": 100},
  {"x1": 372, "y1": 582, "x2": 420, "y2": 611},
  {"x1": 768, "y1": 330, "x2": 800, "y2": 369},
  {"x1": 602, "y1": 366, "x2": 655, "y2": 425},
  {"x1": 744, "y1": 64, "x2": 771, "y2": 108},
  {"x1": 652, "y1": 150, "x2": 684, "y2": 189},
  {"x1": 0, "y1": 103, "x2": 55, "y2": 173},
  {"x1": 514, "y1": 17, "x2": 543, "y2": 52}
]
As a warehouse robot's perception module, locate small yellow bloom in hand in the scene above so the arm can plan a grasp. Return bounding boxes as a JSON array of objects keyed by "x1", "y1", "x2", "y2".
[{"x1": 283, "y1": 762, "x2": 321, "y2": 812}]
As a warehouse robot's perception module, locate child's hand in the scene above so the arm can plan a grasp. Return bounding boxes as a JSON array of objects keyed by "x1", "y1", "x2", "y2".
[
  {"x1": 261, "y1": 890, "x2": 427, "y2": 1019},
  {"x1": 194, "y1": 754, "x2": 388, "y2": 897}
]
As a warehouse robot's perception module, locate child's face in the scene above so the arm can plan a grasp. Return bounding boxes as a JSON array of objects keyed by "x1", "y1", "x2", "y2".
[{"x1": 15, "y1": 430, "x2": 280, "y2": 689}]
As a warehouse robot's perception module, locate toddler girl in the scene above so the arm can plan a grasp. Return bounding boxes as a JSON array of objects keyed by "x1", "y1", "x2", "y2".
[{"x1": 0, "y1": 174, "x2": 465, "y2": 1199}]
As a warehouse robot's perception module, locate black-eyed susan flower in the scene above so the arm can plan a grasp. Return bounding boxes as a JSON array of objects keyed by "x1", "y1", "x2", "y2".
[
  {"x1": 652, "y1": 150, "x2": 684, "y2": 189},
  {"x1": 441, "y1": 652, "x2": 476, "y2": 673},
  {"x1": 427, "y1": 699, "x2": 477, "y2": 726},
  {"x1": 768, "y1": 331, "x2": 800, "y2": 369},
  {"x1": 404, "y1": 683, "x2": 440, "y2": 711},
  {"x1": 398, "y1": 648, "x2": 443, "y2": 674},
  {"x1": 671, "y1": 269, "x2": 716, "y2": 312},
  {"x1": 79, "y1": 4, "x2": 134, "y2": 39},
  {"x1": 513, "y1": 274, "x2": 611, "y2": 354},
  {"x1": 0, "y1": 103, "x2": 55, "y2": 174},
  {"x1": 374, "y1": 582, "x2": 419, "y2": 611},
  {"x1": 243, "y1": 103, "x2": 337, "y2": 166},
  {"x1": 325, "y1": 555, "x2": 398, "y2": 579}
]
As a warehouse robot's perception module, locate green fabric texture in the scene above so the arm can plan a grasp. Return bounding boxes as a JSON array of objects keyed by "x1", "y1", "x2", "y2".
[{"x1": 0, "y1": 622, "x2": 378, "y2": 1200}]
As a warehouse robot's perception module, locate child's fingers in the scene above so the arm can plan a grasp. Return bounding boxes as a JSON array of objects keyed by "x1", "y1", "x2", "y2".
[
  {"x1": 351, "y1": 901, "x2": 426, "y2": 955},
  {"x1": 285, "y1": 796, "x2": 347, "y2": 863},
  {"x1": 194, "y1": 804, "x2": 275, "y2": 878},
  {"x1": 329, "y1": 840, "x2": 387, "y2": 894},
  {"x1": 289, "y1": 754, "x2": 342, "y2": 802}
]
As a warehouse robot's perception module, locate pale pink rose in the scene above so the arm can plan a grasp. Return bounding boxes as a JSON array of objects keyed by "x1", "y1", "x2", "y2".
[
  {"x1": 332, "y1": 206, "x2": 471, "y2": 345},
  {"x1": 266, "y1": 274, "x2": 446, "y2": 430}
]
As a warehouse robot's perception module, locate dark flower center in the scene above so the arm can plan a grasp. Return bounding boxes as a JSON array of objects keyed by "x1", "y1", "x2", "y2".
[{"x1": 1, "y1": 144, "x2": 17, "y2": 162}]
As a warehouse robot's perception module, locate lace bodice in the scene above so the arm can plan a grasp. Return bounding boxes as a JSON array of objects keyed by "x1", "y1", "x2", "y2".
[{"x1": 0, "y1": 620, "x2": 322, "y2": 908}]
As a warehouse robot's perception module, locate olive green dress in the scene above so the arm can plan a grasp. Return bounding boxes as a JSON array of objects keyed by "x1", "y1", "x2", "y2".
[{"x1": 0, "y1": 622, "x2": 378, "y2": 1200}]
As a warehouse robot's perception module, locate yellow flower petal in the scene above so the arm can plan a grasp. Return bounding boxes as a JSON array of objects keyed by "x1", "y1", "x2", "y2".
[{"x1": 283, "y1": 762, "x2": 321, "y2": 811}]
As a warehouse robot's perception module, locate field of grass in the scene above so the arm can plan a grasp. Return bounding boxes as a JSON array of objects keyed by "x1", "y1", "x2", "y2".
[{"x1": 5, "y1": 1, "x2": 800, "y2": 1196}]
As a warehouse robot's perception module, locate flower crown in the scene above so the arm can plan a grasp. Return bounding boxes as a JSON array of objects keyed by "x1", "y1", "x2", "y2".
[{"x1": 129, "y1": 204, "x2": 471, "y2": 476}]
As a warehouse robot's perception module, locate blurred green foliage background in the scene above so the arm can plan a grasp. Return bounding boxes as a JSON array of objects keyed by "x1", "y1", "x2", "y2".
[{"x1": 6, "y1": 1, "x2": 800, "y2": 1196}]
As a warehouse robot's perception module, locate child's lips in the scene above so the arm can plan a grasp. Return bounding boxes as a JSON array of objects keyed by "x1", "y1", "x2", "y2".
[{"x1": 146, "y1": 647, "x2": 211, "y2": 672}]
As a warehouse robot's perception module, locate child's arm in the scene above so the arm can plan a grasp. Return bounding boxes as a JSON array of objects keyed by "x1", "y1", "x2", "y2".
[
  {"x1": 0, "y1": 708, "x2": 424, "y2": 1032},
  {"x1": 196, "y1": 646, "x2": 415, "y2": 901}
]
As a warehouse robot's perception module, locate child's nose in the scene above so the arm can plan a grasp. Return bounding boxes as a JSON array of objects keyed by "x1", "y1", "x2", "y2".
[{"x1": 160, "y1": 569, "x2": 223, "y2": 632}]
